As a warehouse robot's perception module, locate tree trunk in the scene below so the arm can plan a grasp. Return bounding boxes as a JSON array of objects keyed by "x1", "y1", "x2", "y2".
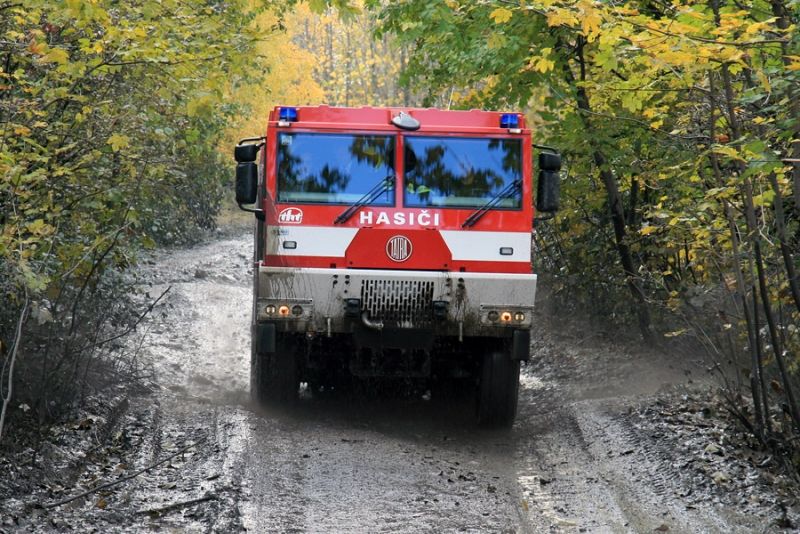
[
  {"x1": 743, "y1": 181, "x2": 800, "y2": 433},
  {"x1": 563, "y1": 38, "x2": 653, "y2": 343}
]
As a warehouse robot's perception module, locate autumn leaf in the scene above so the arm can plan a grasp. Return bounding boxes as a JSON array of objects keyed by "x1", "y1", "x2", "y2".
[
  {"x1": 489, "y1": 7, "x2": 513, "y2": 24},
  {"x1": 39, "y1": 48, "x2": 69, "y2": 65},
  {"x1": 107, "y1": 134, "x2": 130, "y2": 152}
]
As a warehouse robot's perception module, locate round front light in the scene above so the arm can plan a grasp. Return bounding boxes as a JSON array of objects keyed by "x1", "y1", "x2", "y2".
[
  {"x1": 487, "y1": 311, "x2": 499, "y2": 322},
  {"x1": 291, "y1": 305, "x2": 303, "y2": 316},
  {"x1": 278, "y1": 305, "x2": 290, "y2": 316},
  {"x1": 500, "y1": 311, "x2": 512, "y2": 322},
  {"x1": 514, "y1": 312, "x2": 525, "y2": 322},
  {"x1": 265, "y1": 305, "x2": 276, "y2": 315}
]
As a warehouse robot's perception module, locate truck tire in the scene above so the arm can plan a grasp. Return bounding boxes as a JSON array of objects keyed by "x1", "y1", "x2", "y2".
[
  {"x1": 477, "y1": 351, "x2": 520, "y2": 427},
  {"x1": 251, "y1": 332, "x2": 299, "y2": 406}
]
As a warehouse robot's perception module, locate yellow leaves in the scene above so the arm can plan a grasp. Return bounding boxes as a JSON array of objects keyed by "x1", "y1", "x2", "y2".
[
  {"x1": 27, "y1": 40, "x2": 46, "y2": 56},
  {"x1": 580, "y1": 2, "x2": 602, "y2": 42},
  {"x1": 546, "y1": 9, "x2": 578, "y2": 29},
  {"x1": 39, "y1": 48, "x2": 69, "y2": 65},
  {"x1": 107, "y1": 134, "x2": 130, "y2": 152},
  {"x1": 785, "y1": 56, "x2": 800, "y2": 71},
  {"x1": 752, "y1": 190, "x2": 776, "y2": 207},
  {"x1": 489, "y1": 7, "x2": 513, "y2": 24},
  {"x1": 640, "y1": 225, "x2": 659, "y2": 236},
  {"x1": 26, "y1": 219, "x2": 54, "y2": 237},
  {"x1": 712, "y1": 145, "x2": 745, "y2": 162},
  {"x1": 527, "y1": 48, "x2": 555, "y2": 73},
  {"x1": 543, "y1": 2, "x2": 602, "y2": 41}
]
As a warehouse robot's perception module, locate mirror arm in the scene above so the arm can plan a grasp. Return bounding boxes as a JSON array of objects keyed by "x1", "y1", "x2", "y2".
[
  {"x1": 238, "y1": 203, "x2": 265, "y2": 221},
  {"x1": 533, "y1": 143, "x2": 559, "y2": 153},
  {"x1": 238, "y1": 136, "x2": 266, "y2": 146}
]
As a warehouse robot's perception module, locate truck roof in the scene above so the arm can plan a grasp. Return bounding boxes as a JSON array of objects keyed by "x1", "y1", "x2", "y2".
[{"x1": 267, "y1": 105, "x2": 528, "y2": 132}]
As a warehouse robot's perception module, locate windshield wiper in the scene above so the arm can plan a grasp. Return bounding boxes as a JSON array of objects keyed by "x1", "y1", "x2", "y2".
[
  {"x1": 334, "y1": 175, "x2": 395, "y2": 224},
  {"x1": 461, "y1": 180, "x2": 521, "y2": 228}
]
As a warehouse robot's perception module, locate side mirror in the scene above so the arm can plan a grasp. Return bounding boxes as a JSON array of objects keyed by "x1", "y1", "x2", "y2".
[
  {"x1": 536, "y1": 170, "x2": 560, "y2": 212},
  {"x1": 538, "y1": 151, "x2": 562, "y2": 172},
  {"x1": 236, "y1": 162, "x2": 258, "y2": 205},
  {"x1": 235, "y1": 144, "x2": 259, "y2": 163}
]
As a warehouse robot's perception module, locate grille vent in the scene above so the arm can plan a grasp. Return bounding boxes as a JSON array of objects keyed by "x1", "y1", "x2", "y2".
[{"x1": 361, "y1": 279, "x2": 434, "y2": 327}]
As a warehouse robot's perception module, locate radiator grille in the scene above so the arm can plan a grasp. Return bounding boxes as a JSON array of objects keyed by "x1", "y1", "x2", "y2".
[{"x1": 361, "y1": 279, "x2": 434, "y2": 327}]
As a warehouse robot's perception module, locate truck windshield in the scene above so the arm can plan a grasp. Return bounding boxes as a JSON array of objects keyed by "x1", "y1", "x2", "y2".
[
  {"x1": 277, "y1": 133, "x2": 395, "y2": 205},
  {"x1": 403, "y1": 136, "x2": 522, "y2": 209}
]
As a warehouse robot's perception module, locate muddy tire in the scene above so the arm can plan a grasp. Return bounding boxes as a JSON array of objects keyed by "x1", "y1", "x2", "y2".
[
  {"x1": 251, "y1": 333, "x2": 299, "y2": 406},
  {"x1": 477, "y1": 351, "x2": 520, "y2": 427}
]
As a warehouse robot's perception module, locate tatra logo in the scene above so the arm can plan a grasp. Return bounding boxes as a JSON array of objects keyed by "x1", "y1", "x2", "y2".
[
  {"x1": 278, "y1": 207, "x2": 303, "y2": 224},
  {"x1": 360, "y1": 210, "x2": 440, "y2": 226},
  {"x1": 386, "y1": 235, "x2": 413, "y2": 262}
]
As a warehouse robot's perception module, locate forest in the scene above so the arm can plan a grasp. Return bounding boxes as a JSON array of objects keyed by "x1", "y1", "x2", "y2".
[{"x1": 2, "y1": 0, "x2": 800, "y2": 477}]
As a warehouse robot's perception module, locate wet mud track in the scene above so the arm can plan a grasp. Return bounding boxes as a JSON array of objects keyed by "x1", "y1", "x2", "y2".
[{"x1": 12, "y1": 230, "x2": 796, "y2": 532}]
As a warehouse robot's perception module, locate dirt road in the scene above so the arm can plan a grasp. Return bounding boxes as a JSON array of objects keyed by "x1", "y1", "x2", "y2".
[{"x1": 7, "y1": 230, "x2": 796, "y2": 533}]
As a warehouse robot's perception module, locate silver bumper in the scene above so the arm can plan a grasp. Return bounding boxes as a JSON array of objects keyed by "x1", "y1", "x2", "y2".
[{"x1": 256, "y1": 266, "x2": 536, "y2": 337}]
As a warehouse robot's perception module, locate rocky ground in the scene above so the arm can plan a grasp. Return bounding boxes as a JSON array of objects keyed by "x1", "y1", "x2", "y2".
[{"x1": 1, "y1": 228, "x2": 798, "y2": 533}]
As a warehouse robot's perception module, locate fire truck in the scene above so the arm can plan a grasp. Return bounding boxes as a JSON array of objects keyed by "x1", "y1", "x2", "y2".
[{"x1": 234, "y1": 105, "x2": 560, "y2": 426}]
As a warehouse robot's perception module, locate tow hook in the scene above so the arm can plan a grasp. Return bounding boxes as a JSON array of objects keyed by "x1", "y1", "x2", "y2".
[{"x1": 361, "y1": 312, "x2": 384, "y2": 331}]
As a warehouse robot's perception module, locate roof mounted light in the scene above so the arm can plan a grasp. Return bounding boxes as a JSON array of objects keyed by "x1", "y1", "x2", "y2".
[
  {"x1": 500, "y1": 113, "x2": 519, "y2": 129},
  {"x1": 391, "y1": 111, "x2": 421, "y2": 131},
  {"x1": 279, "y1": 107, "x2": 298, "y2": 122}
]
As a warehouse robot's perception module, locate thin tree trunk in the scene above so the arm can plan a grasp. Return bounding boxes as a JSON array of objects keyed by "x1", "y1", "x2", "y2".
[
  {"x1": 563, "y1": 38, "x2": 653, "y2": 343},
  {"x1": 0, "y1": 294, "x2": 29, "y2": 442},
  {"x1": 767, "y1": 172, "x2": 800, "y2": 315},
  {"x1": 743, "y1": 181, "x2": 800, "y2": 433},
  {"x1": 724, "y1": 202, "x2": 766, "y2": 436}
]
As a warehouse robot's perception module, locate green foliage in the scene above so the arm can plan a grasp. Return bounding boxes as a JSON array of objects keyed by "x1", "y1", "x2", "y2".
[{"x1": 0, "y1": 0, "x2": 275, "y2": 425}]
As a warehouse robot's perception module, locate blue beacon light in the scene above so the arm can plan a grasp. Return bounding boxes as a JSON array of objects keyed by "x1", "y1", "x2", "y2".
[
  {"x1": 500, "y1": 113, "x2": 519, "y2": 128},
  {"x1": 279, "y1": 107, "x2": 298, "y2": 122}
]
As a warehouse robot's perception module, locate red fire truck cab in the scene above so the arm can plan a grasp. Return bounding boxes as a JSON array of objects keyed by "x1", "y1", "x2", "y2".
[{"x1": 234, "y1": 105, "x2": 560, "y2": 426}]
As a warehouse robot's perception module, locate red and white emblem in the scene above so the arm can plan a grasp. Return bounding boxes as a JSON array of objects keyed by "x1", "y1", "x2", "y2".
[
  {"x1": 386, "y1": 235, "x2": 412, "y2": 262},
  {"x1": 278, "y1": 207, "x2": 303, "y2": 224}
]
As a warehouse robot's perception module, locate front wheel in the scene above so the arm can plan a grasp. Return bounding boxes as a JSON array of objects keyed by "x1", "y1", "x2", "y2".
[
  {"x1": 251, "y1": 331, "x2": 300, "y2": 406},
  {"x1": 477, "y1": 351, "x2": 520, "y2": 427}
]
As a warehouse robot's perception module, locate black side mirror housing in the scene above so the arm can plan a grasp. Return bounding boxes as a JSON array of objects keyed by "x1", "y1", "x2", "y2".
[
  {"x1": 236, "y1": 162, "x2": 258, "y2": 205},
  {"x1": 538, "y1": 151, "x2": 562, "y2": 172},
  {"x1": 235, "y1": 144, "x2": 259, "y2": 163},
  {"x1": 536, "y1": 150, "x2": 562, "y2": 213},
  {"x1": 537, "y1": 170, "x2": 560, "y2": 213}
]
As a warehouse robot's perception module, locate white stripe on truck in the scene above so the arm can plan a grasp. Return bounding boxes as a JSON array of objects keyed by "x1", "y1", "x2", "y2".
[
  {"x1": 270, "y1": 226, "x2": 531, "y2": 263},
  {"x1": 439, "y1": 231, "x2": 531, "y2": 262},
  {"x1": 269, "y1": 226, "x2": 359, "y2": 257}
]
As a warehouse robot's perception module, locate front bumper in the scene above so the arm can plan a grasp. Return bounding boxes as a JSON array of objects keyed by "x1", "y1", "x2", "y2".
[{"x1": 256, "y1": 266, "x2": 536, "y2": 338}]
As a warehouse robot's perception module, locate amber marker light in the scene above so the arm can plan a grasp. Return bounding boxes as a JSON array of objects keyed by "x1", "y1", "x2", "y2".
[
  {"x1": 500, "y1": 311, "x2": 512, "y2": 322},
  {"x1": 278, "y1": 305, "x2": 290, "y2": 317}
]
